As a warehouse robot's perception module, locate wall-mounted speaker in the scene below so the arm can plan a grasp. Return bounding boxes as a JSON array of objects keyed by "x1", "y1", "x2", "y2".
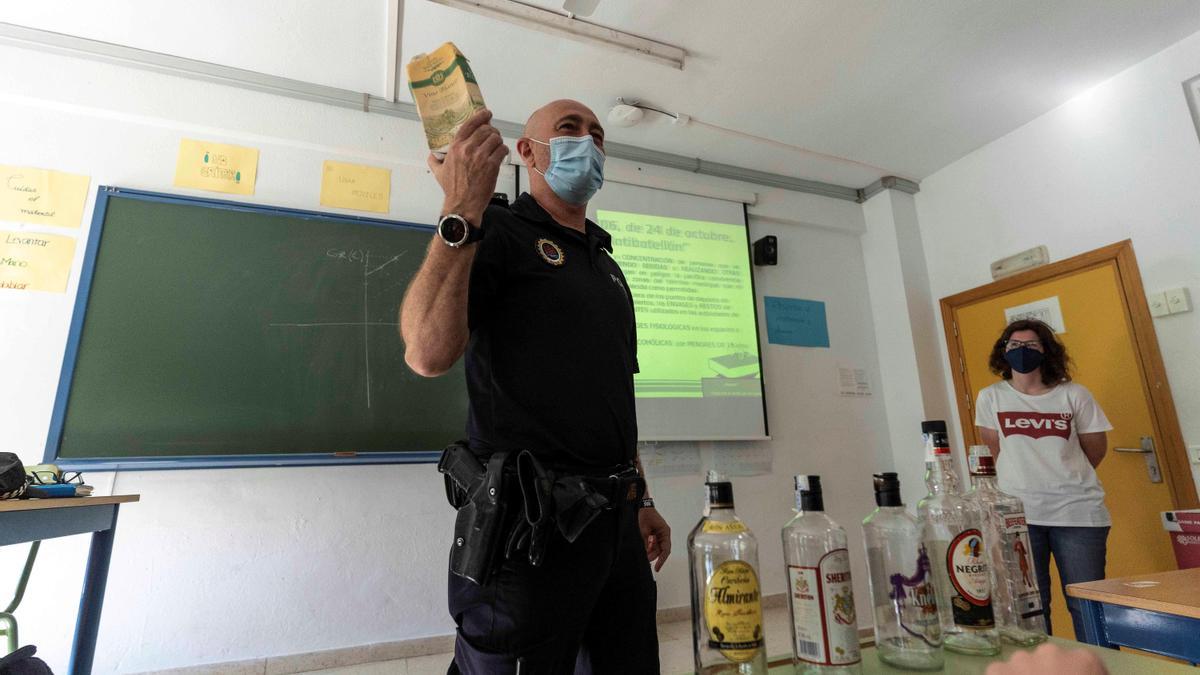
[{"x1": 753, "y1": 235, "x2": 777, "y2": 266}]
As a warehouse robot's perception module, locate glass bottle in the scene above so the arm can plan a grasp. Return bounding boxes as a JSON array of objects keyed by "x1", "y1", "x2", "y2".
[
  {"x1": 689, "y1": 471, "x2": 768, "y2": 674},
  {"x1": 862, "y1": 472, "x2": 944, "y2": 671},
  {"x1": 966, "y1": 444, "x2": 1048, "y2": 646},
  {"x1": 782, "y1": 475, "x2": 863, "y2": 674},
  {"x1": 917, "y1": 420, "x2": 1001, "y2": 656}
]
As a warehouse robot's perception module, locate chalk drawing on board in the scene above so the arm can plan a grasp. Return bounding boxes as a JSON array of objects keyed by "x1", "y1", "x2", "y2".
[
  {"x1": 267, "y1": 248, "x2": 407, "y2": 408},
  {"x1": 1003, "y1": 296, "x2": 1065, "y2": 334}
]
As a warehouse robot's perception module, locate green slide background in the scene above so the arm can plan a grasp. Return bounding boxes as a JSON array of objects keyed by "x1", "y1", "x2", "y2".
[{"x1": 598, "y1": 209, "x2": 761, "y2": 399}]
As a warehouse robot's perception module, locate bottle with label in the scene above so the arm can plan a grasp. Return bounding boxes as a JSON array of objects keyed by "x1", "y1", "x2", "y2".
[
  {"x1": 966, "y1": 444, "x2": 1048, "y2": 646},
  {"x1": 917, "y1": 420, "x2": 1001, "y2": 656},
  {"x1": 861, "y1": 473, "x2": 944, "y2": 671},
  {"x1": 688, "y1": 471, "x2": 768, "y2": 674},
  {"x1": 782, "y1": 475, "x2": 862, "y2": 674}
]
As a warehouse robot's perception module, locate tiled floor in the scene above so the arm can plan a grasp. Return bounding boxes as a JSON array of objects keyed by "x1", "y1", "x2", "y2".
[{"x1": 300, "y1": 606, "x2": 793, "y2": 675}]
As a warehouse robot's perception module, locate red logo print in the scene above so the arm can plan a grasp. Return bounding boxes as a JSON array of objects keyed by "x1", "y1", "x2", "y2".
[{"x1": 997, "y1": 411, "x2": 1072, "y2": 440}]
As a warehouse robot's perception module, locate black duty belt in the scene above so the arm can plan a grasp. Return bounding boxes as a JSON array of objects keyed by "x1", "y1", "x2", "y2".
[{"x1": 437, "y1": 441, "x2": 643, "y2": 586}]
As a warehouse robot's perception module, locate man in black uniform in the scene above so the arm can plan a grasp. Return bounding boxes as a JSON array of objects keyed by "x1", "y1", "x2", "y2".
[{"x1": 400, "y1": 101, "x2": 671, "y2": 673}]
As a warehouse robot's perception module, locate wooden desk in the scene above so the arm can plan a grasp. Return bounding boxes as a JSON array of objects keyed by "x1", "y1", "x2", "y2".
[
  {"x1": 0, "y1": 495, "x2": 139, "y2": 674},
  {"x1": 1067, "y1": 567, "x2": 1200, "y2": 664}
]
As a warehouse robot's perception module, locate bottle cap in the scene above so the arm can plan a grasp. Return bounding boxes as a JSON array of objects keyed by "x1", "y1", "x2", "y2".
[
  {"x1": 873, "y1": 472, "x2": 903, "y2": 507},
  {"x1": 705, "y1": 473, "x2": 734, "y2": 507},
  {"x1": 795, "y1": 475, "x2": 821, "y2": 493},
  {"x1": 795, "y1": 474, "x2": 823, "y2": 511},
  {"x1": 921, "y1": 420, "x2": 948, "y2": 434}
]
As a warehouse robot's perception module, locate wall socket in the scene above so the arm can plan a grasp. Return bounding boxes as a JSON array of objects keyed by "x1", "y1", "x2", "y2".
[{"x1": 1189, "y1": 445, "x2": 1200, "y2": 464}]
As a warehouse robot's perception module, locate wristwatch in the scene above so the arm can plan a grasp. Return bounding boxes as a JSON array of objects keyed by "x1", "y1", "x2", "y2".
[{"x1": 438, "y1": 213, "x2": 483, "y2": 248}]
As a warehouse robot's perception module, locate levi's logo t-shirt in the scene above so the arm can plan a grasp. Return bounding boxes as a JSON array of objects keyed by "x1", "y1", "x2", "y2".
[{"x1": 975, "y1": 381, "x2": 1114, "y2": 527}]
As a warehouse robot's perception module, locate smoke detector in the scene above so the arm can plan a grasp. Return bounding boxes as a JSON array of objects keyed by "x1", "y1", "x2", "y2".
[{"x1": 607, "y1": 103, "x2": 645, "y2": 128}]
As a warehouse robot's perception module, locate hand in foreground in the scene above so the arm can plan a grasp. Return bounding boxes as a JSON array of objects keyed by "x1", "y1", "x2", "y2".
[
  {"x1": 639, "y1": 507, "x2": 672, "y2": 572},
  {"x1": 985, "y1": 643, "x2": 1108, "y2": 675},
  {"x1": 427, "y1": 108, "x2": 509, "y2": 225}
]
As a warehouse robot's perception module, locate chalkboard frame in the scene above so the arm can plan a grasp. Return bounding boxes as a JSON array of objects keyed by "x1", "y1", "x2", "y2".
[{"x1": 45, "y1": 187, "x2": 448, "y2": 471}]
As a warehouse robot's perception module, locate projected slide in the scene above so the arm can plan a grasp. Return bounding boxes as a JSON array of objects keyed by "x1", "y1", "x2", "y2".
[{"x1": 598, "y1": 210, "x2": 762, "y2": 403}]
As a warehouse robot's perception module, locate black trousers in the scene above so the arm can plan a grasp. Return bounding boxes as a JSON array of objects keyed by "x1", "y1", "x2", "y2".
[{"x1": 447, "y1": 501, "x2": 660, "y2": 674}]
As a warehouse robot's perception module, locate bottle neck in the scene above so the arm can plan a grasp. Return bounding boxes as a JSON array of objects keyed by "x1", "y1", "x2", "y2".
[
  {"x1": 970, "y1": 473, "x2": 999, "y2": 490},
  {"x1": 705, "y1": 502, "x2": 738, "y2": 519}
]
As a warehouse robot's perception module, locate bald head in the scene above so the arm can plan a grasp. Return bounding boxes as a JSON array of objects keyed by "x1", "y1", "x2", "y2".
[{"x1": 522, "y1": 99, "x2": 605, "y2": 147}]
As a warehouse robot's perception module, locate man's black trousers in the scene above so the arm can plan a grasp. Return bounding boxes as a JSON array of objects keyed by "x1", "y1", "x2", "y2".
[{"x1": 447, "y1": 499, "x2": 660, "y2": 674}]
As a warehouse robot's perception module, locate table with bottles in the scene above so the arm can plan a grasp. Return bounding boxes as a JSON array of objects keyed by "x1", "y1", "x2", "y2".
[
  {"x1": 685, "y1": 420, "x2": 1194, "y2": 674},
  {"x1": 690, "y1": 638, "x2": 1194, "y2": 674}
]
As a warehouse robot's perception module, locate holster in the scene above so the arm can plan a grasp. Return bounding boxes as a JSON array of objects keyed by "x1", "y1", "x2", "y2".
[{"x1": 438, "y1": 441, "x2": 511, "y2": 586}]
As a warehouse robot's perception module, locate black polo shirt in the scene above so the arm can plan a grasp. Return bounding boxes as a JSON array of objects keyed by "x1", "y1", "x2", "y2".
[{"x1": 465, "y1": 192, "x2": 638, "y2": 468}]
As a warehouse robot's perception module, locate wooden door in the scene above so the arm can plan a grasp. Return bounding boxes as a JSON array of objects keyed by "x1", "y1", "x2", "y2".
[{"x1": 940, "y1": 240, "x2": 1196, "y2": 639}]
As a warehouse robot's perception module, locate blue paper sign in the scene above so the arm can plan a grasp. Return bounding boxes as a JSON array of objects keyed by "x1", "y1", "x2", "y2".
[{"x1": 764, "y1": 296, "x2": 830, "y2": 348}]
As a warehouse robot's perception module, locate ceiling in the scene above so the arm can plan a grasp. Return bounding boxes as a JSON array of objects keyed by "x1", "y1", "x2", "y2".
[{"x1": 4, "y1": 1, "x2": 1200, "y2": 188}]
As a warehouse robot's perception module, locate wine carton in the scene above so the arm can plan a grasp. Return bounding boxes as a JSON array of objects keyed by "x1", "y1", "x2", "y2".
[{"x1": 406, "y1": 42, "x2": 486, "y2": 154}]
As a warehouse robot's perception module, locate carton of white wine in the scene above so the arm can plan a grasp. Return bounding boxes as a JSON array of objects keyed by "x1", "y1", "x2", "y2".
[{"x1": 407, "y1": 42, "x2": 487, "y2": 154}]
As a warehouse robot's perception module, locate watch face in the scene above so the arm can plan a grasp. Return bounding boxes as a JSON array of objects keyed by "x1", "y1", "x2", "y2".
[{"x1": 441, "y1": 217, "x2": 467, "y2": 244}]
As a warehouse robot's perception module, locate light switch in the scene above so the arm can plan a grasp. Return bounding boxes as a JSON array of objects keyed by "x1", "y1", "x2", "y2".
[
  {"x1": 1166, "y1": 287, "x2": 1192, "y2": 314},
  {"x1": 1148, "y1": 292, "x2": 1170, "y2": 317},
  {"x1": 1189, "y1": 446, "x2": 1200, "y2": 464}
]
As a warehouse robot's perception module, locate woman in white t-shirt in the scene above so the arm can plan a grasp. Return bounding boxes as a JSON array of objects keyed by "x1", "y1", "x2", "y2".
[{"x1": 974, "y1": 319, "x2": 1112, "y2": 639}]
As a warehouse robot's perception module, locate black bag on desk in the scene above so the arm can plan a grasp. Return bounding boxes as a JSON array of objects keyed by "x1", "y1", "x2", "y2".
[{"x1": 0, "y1": 452, "x2": 29, "y2": 500}]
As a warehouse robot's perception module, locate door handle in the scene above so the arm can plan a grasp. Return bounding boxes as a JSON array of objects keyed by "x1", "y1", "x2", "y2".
[{"x1": 1114, "y1": 436, "x2": 1162, "y2": 483}]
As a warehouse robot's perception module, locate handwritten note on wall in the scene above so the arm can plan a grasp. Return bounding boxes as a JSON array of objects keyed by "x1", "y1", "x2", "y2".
[
  {"x1": 0, "y1": 230, "x2": 76, "y2": 292},
  {"x1": 0, "y1": 165, "x2": 90, "y2": 228},
  {"x1": 764, "y1": 296, "x2": 830, "y2": 347},
  {"x1": 174, "y1": 139, "x2": 259, "y2": 195},
  {"x1": 320, "y1": 160, "x2": 392, "y2": 213}
]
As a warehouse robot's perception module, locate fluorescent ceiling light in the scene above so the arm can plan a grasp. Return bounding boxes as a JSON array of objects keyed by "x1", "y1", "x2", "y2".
[{"x1": 426, "y1": 0, "x2": 686, "y2": 70}]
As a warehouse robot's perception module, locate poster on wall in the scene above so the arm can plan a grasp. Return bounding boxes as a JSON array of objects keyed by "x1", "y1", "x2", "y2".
[
  {"x1": 0, "y1": 165, "x2": 90, "y2": 229},
  {"x1": 1004, "y1": 296, "x2": 1066, "y2": 333}
]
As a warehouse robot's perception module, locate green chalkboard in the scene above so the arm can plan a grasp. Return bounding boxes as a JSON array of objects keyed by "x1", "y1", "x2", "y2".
[{"x1": 50, "y1": 189, "x2": 464, "y2": 466}]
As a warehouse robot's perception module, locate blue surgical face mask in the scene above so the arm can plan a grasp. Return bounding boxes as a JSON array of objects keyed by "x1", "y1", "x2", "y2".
[
  {"x1": 529, "y1": 135, "x2": 605, "y2": 205},
  {"x1": 1004, "y1": 346, "x2": 1044, "y2": 374}
]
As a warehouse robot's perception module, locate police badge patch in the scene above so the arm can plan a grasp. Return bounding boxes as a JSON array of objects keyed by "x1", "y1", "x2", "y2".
[{"x1": 535, "y1": 238, "x2": 565, "y2": 266}]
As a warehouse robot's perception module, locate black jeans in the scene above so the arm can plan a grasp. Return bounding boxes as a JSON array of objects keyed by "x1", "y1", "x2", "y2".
[
  {"x1": 447, "y1": 501, "x2": 659, "y2": 674},
  {"x1": 1027, "y1": 524, "x2": 1109, "y2": 639}
]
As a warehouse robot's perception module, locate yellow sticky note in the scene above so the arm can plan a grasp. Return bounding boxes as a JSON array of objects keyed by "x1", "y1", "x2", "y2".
[
  {"x1": 0, "y1": 230, "x2": 77, "y2": 293},
  {"x1": 0, "y1": 165, "x2": 90, "y2": 228},
  {"x1": 320, "y1": 160, "x2": 391, "y2": 213},
  {"x1": 174, "y1": 138, "x2": 258, "y2": 195}
]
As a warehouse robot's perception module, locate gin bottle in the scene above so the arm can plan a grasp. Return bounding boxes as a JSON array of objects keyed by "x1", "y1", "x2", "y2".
[
  {"x1": 861, "y1": 473, "x2": 943, "y2": 671},
  {"x1": 689, "y1": 471, "x2": 768, "y2": 674},
  {"x1": 917, "y1": 421, "x2": 1000, "y2": 656},
  {"x1": 966, "y1": 445, "x2": 1048, "y2": 646},
  {"x1": 781, "y1": 475, "x2": 862, "y2": 673}
]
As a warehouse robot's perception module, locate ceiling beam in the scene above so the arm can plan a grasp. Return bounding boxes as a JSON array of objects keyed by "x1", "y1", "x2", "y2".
[{"x1": 425, "y1": 0, "x2": 686, "y2": 70}]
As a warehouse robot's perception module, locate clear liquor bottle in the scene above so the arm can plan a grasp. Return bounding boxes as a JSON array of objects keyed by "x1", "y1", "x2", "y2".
[
  {"x1": 861, "y1": 472, "x2": 944, "y2": 671},
  {"x1": 916, "y1": 420, "x2": 1001, "y2": 656},
  {"x1": 689, "y1": 471, "x2": 768, "y2": 674},
  {"x1": 966, "y1": 444, "x2": 1048, "y2": 646},
  {"x1": 781, "y1": 475, "x2": 863, "y2": 674}
]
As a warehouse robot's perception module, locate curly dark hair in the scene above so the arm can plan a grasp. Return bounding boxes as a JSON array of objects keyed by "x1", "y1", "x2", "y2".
[{"x1": 987, "y1": 319, "x2": 1072, "y2": 385}]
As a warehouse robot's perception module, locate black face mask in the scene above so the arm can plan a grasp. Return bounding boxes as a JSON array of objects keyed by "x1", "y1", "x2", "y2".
[{"x1": 1004, "y1": 346, "x2": 1044, "y2": 374}]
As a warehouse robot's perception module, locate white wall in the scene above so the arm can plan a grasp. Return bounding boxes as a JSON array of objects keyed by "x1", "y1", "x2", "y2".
[
  {"x1": 0, "y1": 42, "x2": 893, "y2": 673},
  {"x1": 913, "y1": 29, "x2": 1200, "y2": 498}
]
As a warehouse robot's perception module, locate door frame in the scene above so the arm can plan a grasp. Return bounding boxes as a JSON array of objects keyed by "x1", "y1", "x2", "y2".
[{"x1": 939, "y1": 239, "x2": 1198, "y2": 510}]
